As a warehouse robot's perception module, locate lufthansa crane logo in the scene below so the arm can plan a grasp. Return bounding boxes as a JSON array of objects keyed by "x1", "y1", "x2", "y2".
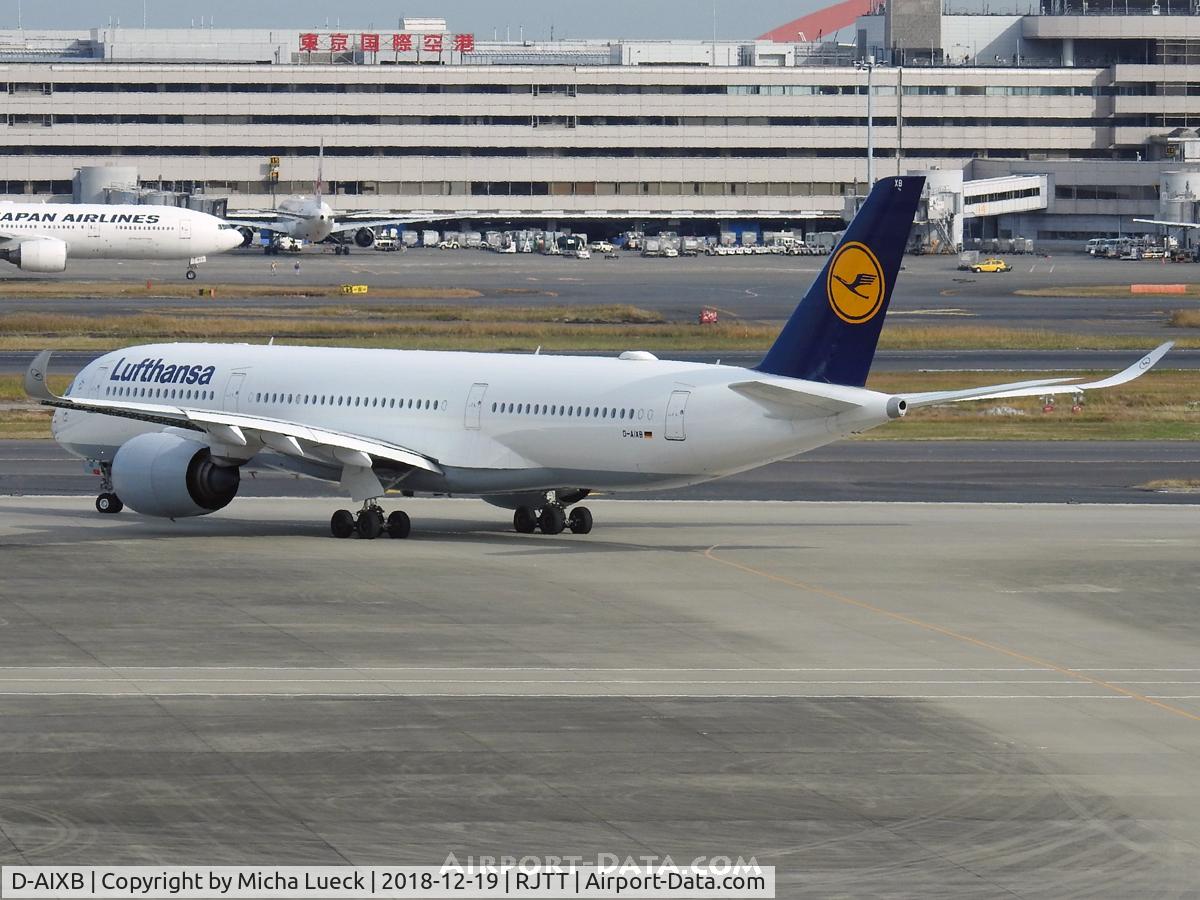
[{"x1": 827, "y1": 241, "x2": 886, "y2": 324}]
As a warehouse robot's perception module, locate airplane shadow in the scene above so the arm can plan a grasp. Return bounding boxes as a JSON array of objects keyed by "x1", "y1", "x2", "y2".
[{"x1": 0, "y1": 500, "x2": 904, "y2": 554}]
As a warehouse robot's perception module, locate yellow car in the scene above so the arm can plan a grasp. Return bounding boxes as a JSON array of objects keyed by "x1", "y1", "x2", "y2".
[{"x1": 970, "y1": 257, "x2": 1011, "y2": 273}]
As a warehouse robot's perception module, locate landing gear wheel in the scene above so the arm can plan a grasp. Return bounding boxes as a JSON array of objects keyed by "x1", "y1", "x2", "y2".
[
  {"x1": 330, "y1": 509, "x2": 355, "y2": 539},
  {"x1": 514, "y1": 506, "x2": 537, "y2": 534},
  {"x1": 96, "y1": 493, "x2": 123, "y2": 514},
  {"x1": 386, "y1": 510, "x2": 411, "y2": 539},
  {"x1": 568, "y1": 506, "x2": 593, "y2": 535},
  {"x1": 185, "y1": 269, "x2": 197, "y2": 280},
  {"x1": 538, "y1": 506, "x2": 566, "y2": 535},
  {"x1": 356, "y1": 507, "x2": 384, "y2": 540}
]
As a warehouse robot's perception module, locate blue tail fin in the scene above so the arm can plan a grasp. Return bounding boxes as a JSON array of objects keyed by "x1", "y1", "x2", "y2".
[{"x1": 756, "y1": 176, "x2": 924, "y2": 387}]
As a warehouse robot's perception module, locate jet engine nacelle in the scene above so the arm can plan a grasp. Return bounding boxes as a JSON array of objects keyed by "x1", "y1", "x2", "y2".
[
  {"x1": 10, "y1": 238, "x2": 68, "y2": 272},
  {"x1": 237, "y1": 226, "x2": 256, "y2": 247},
  {"x1": 111, "y1": 431, "x2": 240, "y2": 518},
  {"x1": 354, "y1": 227, "x2": 375, "y2": 248}
]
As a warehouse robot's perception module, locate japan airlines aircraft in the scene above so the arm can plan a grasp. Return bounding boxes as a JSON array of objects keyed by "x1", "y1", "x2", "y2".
[
  {"x1": 26, "y1": 177, "x2": 1172, "y2": 539},
  {"x1": 0, "y1": 202, "x2": 243, "y2": 278}
]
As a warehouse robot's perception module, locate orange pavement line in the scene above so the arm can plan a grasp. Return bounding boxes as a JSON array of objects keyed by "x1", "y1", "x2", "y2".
[{"x1": 703, "y1": 545, "x2": 1200, "y2": 724}]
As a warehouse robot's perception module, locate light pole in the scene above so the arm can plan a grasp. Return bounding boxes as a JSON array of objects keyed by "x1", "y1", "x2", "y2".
[{"x1": 858, "y1": 57, "x2": 876, "y2": 188}]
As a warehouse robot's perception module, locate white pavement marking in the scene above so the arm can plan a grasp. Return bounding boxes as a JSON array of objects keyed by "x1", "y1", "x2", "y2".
[{"x1": 0, "y1": 667, "x2": 1194, "y2": 700}]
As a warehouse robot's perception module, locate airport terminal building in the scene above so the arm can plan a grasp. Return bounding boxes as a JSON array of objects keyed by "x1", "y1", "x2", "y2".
[{"x1": 1, "y1": 3, "x2": 1199, "y2": 248}]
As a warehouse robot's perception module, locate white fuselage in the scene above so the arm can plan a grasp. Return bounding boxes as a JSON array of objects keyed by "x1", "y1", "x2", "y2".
[
  {"x1": 52, "y1": 343, "x2": 895, "y2": 495},
  {"x1": 274, "y1": 196, "x2": 335, "y2": 243},
  {"x1": 0, "y1": 202, "x2": 243, "y2": 261}
]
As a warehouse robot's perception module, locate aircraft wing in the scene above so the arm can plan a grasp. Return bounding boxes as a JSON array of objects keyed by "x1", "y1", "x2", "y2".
[
  {"x1": 900, "y1": 342, "x2": 1173, "y2": 409},
  {"x1": 1132, "y1": 218, "x2": 1200, "y2": 229},
  {"x1": 0, "y1": 231, "x2": 48, "y2": 245},
  {"x1": 331, "y1": 213, "x2": 446, "y2": 235},
  {"x1": 24, "y1": 350, "x2": 442, "y2": 475},
  {"x1": 222, "y1": 212, "x2": 299, "y2": 234}
]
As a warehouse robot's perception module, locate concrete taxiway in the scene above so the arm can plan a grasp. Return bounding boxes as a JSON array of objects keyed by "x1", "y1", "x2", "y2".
[
  {"x1": 2, "y1": 251, "x2": 1197, "y2": 337},
  {"x1": 0, "y1": 497, "x2": 1197, "y2": 897},
  {"x1": 5, "y1": 347, "x2": 1200, "y2": 377},
  {"x1": 4, "y1": 440, "x2": 1199, "y2": 505}
]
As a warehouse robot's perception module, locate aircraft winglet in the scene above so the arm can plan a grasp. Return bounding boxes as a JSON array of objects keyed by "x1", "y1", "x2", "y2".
[{"x1": 23, "y1": 349, "x2": 56, "y2": 401}]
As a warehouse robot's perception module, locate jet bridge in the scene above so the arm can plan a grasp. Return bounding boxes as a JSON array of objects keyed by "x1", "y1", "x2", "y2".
[
  {"x1": 903, "y1": 171, "x2": 1048, "y2": 253},
  {"x1": 962, "y1": 175, "x2": 1049, "y2": 219}
]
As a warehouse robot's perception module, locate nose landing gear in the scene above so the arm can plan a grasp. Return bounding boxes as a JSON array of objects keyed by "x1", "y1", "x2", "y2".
[{"x1": 93, "y1": 463, "x2": 123, "y2": 514}]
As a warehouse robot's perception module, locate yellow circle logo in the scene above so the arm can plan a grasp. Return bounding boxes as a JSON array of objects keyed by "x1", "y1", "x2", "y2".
[{"x1": 827, "y1": 241, "x2": 886, "y2": 324}]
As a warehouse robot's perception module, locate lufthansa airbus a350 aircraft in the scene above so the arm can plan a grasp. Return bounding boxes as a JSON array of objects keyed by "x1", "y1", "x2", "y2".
[
  {"x1": 26, "y1": 177, "x2": 1171, "y2": 539},
  {"x1": 0, "y1": 202, "x2": 244, "y2": 278}
]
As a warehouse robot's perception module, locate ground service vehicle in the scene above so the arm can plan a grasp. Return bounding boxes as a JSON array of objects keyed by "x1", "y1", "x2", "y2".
[{"x1": 971, "y1": 257, "x2": 1011, "y2": 273}]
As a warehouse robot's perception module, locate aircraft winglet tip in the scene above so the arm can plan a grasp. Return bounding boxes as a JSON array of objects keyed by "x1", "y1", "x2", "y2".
[{"x1": 23, "y1": 349, "x2": 56, "y2": 401}]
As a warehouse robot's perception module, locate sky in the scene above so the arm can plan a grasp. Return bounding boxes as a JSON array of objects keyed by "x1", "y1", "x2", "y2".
[{"x1": 8, "y1": 1, "x2": 833, "y2": 40}]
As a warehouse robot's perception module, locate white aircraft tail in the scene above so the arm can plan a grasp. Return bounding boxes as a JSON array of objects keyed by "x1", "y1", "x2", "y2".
[{"x1": 314, "y1": 140, "x2": 324, "y2": 201}]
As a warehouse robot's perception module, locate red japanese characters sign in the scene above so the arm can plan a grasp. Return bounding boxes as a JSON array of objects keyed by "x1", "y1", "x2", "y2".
[{"x1": 298, "y1": 32, "x2": 475, "y2": 54}]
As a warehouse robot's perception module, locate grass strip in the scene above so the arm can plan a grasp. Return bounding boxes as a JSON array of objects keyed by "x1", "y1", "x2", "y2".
[
  {"x1": 0, "y1": 282, "x2": 486, "y2": 300},
  {"x1": 1, "y1": 310, "x2": 1198, "y2": 352}
]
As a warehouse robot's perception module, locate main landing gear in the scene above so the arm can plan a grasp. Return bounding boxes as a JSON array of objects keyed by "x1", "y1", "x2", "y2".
[
  {"x1": 334, "y1": 242, "x2": 352, "y2": 256},
  {"x1": 94, "y1": 463, "x2": 124, "y2": 514},
  {"x1": 514, "y1": 503, "x2": 593, "y2": 535},
  {"x1": 330, "y1": 502, "x2": 411, "y2": 539}
]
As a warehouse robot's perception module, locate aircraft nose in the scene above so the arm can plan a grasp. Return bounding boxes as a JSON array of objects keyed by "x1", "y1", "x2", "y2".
[{"x1": 220, "y1": 229, "x2": 243, "y2": 251}]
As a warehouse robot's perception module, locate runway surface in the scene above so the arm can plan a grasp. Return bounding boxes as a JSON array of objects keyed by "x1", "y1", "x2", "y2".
[
  {"x1": 1, "y1": 251, "x2": 1197, "y2": 337},
  {"x1": 4, "y1": 439, "x2": 1198, "y2": 505},
  {"x1": 4, "y1": 346, "x2": 1199, "y2": 377},
  {"x1": 0, "y1": 497, "x2": 1197, "y2": 897}
]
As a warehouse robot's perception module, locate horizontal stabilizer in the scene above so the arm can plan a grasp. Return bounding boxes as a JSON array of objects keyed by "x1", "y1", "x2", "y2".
[
  {"x1": 902, "y1": 342, "x2": 1173, "y2": 409},
  {"x1": 729, "y1": 380, "x2": 862, "y2": 418}
]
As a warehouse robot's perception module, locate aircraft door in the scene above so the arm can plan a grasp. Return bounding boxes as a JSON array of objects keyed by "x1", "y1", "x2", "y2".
[
  {"x1": 222, "y1": 372, "x2": 246, "y2": 412},
  {"x1": 665, "y1": 390, "x2": 690, "y2": 441},
  {"x1": 86, "y1": 220, "x2": 100, "y2": 241},
  {"x1": 82, "y1": 366, "x2": 109, "y2": 396},
  {"x1": 180, "y1": 218, "x2": 192, "y2": 240},
  {"x1": 465, "y1": 382, "x2": 488, "y2": 430}
]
